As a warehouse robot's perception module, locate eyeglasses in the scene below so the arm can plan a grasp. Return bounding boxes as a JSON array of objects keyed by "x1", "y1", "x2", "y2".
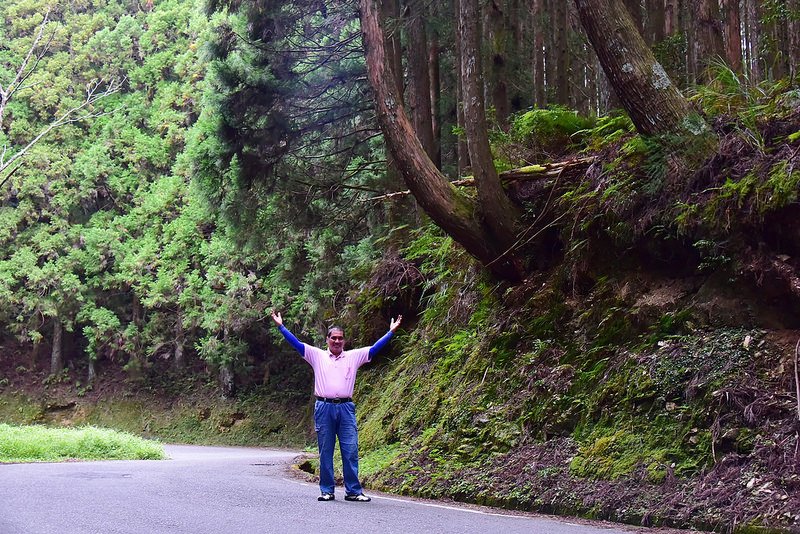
[{"x1": 328, "y1": 336, "x2": 344, "y2": 341}]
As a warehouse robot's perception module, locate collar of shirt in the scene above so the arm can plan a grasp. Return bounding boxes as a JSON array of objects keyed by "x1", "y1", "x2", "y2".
[{"x1": 328, "y1": 351, "x2": 344, "y2": 361}]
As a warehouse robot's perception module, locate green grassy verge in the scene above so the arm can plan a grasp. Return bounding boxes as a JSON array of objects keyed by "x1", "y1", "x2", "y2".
[{"x1": 0, "y1": 423, "x2": 166, "y2": 463}]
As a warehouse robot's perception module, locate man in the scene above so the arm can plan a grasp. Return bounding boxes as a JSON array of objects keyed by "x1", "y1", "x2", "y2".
[{"x1": 271, "y1": 310, "x2": 402, "y2": 502}]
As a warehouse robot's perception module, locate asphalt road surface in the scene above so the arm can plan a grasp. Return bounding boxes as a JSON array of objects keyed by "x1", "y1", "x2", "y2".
[{"x1": 0, "y1": 444, "x2": 674, "y2": 534}]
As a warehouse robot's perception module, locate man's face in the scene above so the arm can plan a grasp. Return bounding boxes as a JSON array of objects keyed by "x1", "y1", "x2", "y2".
[{"x1": 327, "y1": 329, "x2": 345, "y2": 355}]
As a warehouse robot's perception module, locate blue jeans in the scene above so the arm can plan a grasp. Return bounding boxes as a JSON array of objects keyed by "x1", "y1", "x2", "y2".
[{"x1": 314, "y1": 400, "x2": 362, "y2": 495}]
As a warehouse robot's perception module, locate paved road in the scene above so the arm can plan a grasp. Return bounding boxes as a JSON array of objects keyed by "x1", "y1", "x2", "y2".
[{"x1": 0, "y1": 445, "x2": 671, "y2": 534}]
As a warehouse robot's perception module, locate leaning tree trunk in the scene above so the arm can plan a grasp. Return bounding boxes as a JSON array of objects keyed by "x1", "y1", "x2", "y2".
[
  {"x1": 360, "y1": 0, "x2": 523, "y2": 281},
  {"x1": 574, "y1": 0, "x2": 714, "y2": 145}
]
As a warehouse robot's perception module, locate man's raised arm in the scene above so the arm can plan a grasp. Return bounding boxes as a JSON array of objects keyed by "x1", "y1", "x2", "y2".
[
  {"x1": 271, "y1": 310, "x2": 305, "y2": 355},
  {"x1": 368, "y1": 315, "x2": 403, "y2": 360}
]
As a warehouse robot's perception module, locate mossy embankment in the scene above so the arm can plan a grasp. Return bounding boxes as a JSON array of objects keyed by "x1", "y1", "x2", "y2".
[
  {"x1": 347, "y1": 94, "x2": 800, "y2": 532},
  {"x1": 352, "y1": 245, "x2": 800, "y2": 532}
]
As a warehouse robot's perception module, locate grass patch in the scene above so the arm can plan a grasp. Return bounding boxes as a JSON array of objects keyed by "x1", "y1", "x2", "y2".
[{"x1": 0, "y1": 423, "x2": 166, "y2": 463}]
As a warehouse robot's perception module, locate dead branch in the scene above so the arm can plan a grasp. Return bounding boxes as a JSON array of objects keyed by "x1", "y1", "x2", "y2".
[
  {"x1": 0, "y1": 77, "x2": 123, "y2": 184},
  {"x1": 362, "y1": 156, "x2": 596, "y2": 202},
  {"x1": 0, "y1": 11, "x2": 54, "y2": 130}
]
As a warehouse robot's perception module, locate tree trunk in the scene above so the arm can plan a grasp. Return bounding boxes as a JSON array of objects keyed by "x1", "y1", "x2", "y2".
[
  {"x1": 545, "y1": 0, "x2": 557, "y2": 102},
  {"x1": 623, "y1": 0, "x2": 643, "y2": 33},
  {"x1": 428, "y1": 31, "x2": 442, "y2": 168},
  {"x1": 720, "y1": 0, "x2": 743, "y2": 72},
  {"x1": 693, "y1": 0, "x2": 725, "y2": 82},
  {"x1": 459, "y1": 0, "x2": 522, "y2": 239},
  {"x1": 486, "y1": 0, "x2": 511, "y2": 128},
  {"x1": 533, "y1": 0, "x2": 547, "y2": 107},
  {"x1": 746, "y1": 0, "x2": 762, "y2": 81},
  {"x1": 574, "y1": 0, "x2": 712, "y2": 141},
  {"x1": 174, "y1": 314, "x2": 185, "y2": 369},
  {"x1": 555, "y1": 0, "x2": 571, "y2": 105},
  {"x1": 382, "y1": 0, "x2": 415, "y2": 232},
  {"x1": 50, "y1": 317, "x2": 63, "y2": 376},
  {"x1": 360, "y1": 0, "x2": 523, "y2": 281},
  {"x1": 219, "y1": 363, "x2": 235, "y2": 398},
  {"x1": 406, "y1": 2, "x2": 436, "y2": 159},
  {"x1": 645, "y1": 0, "x2": 665, "y2": 45},
  {"x1": 789, "y1": 0, "x2": 800, "y2": 81},
  {"x1": 87, "y1": 359, "x2": 96, "y2": 384},
  {"x1": 664, "y1": 0, "x2": 678, "y2": 36},
  {"x1": 455, "y1": 3, "x2": 470, "y2": 174},
  {"x1": 383, "y1": 0, "x2": 404, "y2": 97}
]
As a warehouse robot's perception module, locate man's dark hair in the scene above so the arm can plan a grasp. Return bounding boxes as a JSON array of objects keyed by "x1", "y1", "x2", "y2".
[{"x1": 327, "y1": 326, "x2": 344, "y2": 338}]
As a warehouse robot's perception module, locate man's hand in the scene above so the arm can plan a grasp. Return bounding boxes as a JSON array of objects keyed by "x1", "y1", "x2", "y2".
[
  {"x1": 271, "y1": 310, "x2": 283, "y2": 327},
  {"x1": 389, "y1": 314, "x2": 403, "y2": 332}
]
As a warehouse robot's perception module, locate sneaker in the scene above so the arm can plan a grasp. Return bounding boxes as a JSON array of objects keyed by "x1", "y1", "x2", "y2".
[
  {"x1": 318, "y1": 493, "x2": 335, "y2": 501},
  {"x1": 344, "y1": 493, "x2": 371, "y2": 502}
]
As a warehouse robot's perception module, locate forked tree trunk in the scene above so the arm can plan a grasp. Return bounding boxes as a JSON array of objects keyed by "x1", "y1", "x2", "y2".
[{"x1": 360, "y1": 0, "x2": 523, "y2": 281}]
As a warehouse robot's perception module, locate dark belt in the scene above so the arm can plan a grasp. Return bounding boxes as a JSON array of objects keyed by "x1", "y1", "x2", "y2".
[{"x1": 315, "y1": 396, "x2": 352, "y2": 403}]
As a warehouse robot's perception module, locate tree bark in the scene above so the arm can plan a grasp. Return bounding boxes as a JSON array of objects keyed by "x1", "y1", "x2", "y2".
[
  {"x1": 455, "y1": 1, "x2": 471, "y2": 174},
  {"x1": 428, "y1": 31, "x2": 442, "y2": 168},
  {"x1": 664, "y1": 0, "x2": 678, "y2": 37},
  {"x1": 174, "y1": 313, "x2": 185, "y2": 369},
  {"x1": 50, "y1": 317, "x2": 63, "y2": 376},
  {"x1": 532, "y1": 0, "x2": 547, "y2": 107},
  {"x1": 459, "y1": 0, "x2": 522, "y2": 240},
  {"x1": 789, "y1": 0, "x2": 800, "y2": 81},
  {"x1": 693, "y1": 0, "x2": 725, "y2": 82},
  {"x1": 645, "y1": 0, "x2": 665, "y2": 45},
  {"x1": 406, "y1": 2, "x2": 436, "y2": 159},
  {"x1": 554, "y1": 0, "x2": 571, "y2": 105},
  {"x1": 623, "y1": 0, "x2": 644, "y2": 34},
  {"x1": 574, "y1": 0, "x2": 712, "y2": 141},
  {"x1": 720, "y1": 0, "x2": 743, "y2": 72},
  {"x1": 486, "y1": 0, "x2": 511, "y2": 128},
  {"x1": 746, "y1": 0, "x2": 762, "y2": 81},
  {"x1": 360, "y1": 0, "x2": 523, "y2": 281}
]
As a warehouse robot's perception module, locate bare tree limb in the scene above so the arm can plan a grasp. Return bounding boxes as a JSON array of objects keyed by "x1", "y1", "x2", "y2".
[
  {"x1": 0, "y1": 11, "x2": 54, "y2": 130},
  {"x1": 0, "y1": 78, "x2": 123, "y2": 179}
]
